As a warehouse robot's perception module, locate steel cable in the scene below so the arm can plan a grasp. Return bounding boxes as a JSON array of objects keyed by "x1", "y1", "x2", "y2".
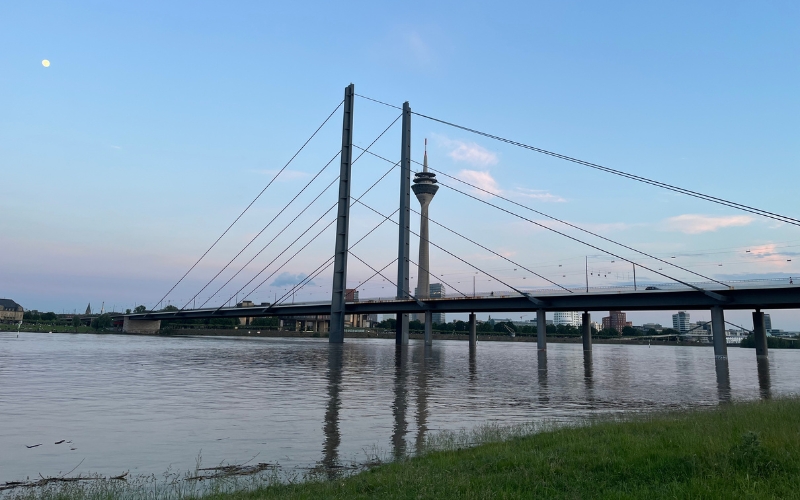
[{"x1": 152, "y1": 99, "x2": 344, "y2": 310}]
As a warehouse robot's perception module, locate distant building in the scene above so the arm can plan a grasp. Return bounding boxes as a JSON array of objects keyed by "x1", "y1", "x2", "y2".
[
  {"x1": 414, "y1": 283, "x2": 446, "y2": 324},
  {"x1": 553, "y1": 311, "x2": 581, "y2": 327},
  {"x1": 0, "y1": 299, "x2": 24, "y2": 322},
  {"x1": 672, "y1": 311, "x2": 691, "y2": 333},
  {"x1": 237, "y1": 300, "x2": 255, "y2": 326},
  {"x1": 601, "y1": 311, "x2": 630, "y2": 332},
  {"x1": 764, "y1": 313, "x2": 772, "y2": 331},
  {"x1": 641, "y1": 323, "x2": 663, "y2": 332}
]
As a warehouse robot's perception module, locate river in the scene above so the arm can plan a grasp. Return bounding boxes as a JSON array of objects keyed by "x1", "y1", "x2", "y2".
[{"x1": 1, "y1": 332, "x2": 797, "y2": 482}]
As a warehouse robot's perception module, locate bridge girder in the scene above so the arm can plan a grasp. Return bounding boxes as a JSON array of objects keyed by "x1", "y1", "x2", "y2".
[{"x1": 119, "y1": 286, "x2": 800, "y2": 323}]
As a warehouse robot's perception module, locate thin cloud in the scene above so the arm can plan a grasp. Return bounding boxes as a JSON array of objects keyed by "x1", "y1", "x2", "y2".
[
  {"x1": 663, "y1": 214, "x2": 754, "y2": 234},
  {"x1": 406, "y1": 32, "x2": 432, "y2": 66},
  {"x1": 457, "y1": 170, "x2": 501, "y2": 198},
  {"x1": 109, "y1": 145, "x2": 122, "y2": 150},
  {"x1": 270, "y1": 272, "x2": 313, "y2": 287},
  {"x1": 511, "y1": 187, "x2": 566, "y2": 203},
  {"x1": 433, "y1": 134, "x2": 498, "y2": 167}
]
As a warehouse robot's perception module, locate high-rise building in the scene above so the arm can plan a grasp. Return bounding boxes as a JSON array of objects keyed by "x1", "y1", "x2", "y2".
[
  {"x1": 553, "y1": 311, "x2": 581, "y2": 327},
  {"x1": 414, "y1": 283, "x2": 446, "y2": 324},
  {"x1": 672, "y1": 311, "x2": 690, "y2": 333},
  {"x1": 412, "y1": 139, "x2": 439, "y2": 329},
  {"x1": 764, "y1": 313, "x2": 772, "y2": 331},
  {"x1": 602, "y1": 311, "x2": 629, "y2": 332}
]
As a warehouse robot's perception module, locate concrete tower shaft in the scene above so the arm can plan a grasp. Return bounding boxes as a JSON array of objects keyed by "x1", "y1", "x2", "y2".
[{"x1": 412, "y1": 140, "x2": 438, "y2": 302}]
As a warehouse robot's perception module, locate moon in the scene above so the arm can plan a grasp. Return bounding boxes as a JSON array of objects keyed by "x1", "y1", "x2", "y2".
[{"x1": 42, "y1": 59, "x2": 50, "y2": 67}]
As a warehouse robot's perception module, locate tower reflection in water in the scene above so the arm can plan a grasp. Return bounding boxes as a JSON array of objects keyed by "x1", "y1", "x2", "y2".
[
  {"x1": 323, "y1": 343, "x2": 439, "y2": 469},
  {"x1": 322, "y1": 345, "x2": 343, "y2": 478},
  {"x1": 391, "y1": 345, "x2": 408, "y2": 459}
]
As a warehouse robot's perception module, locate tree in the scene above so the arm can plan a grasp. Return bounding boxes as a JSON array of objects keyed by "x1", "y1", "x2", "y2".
[
  {"x1": 41, "y1": 312, "x2": 57, "y2": 321},
  {"x1": 621, "y1": 326, "x2": 638, "y2": 337},
  {"x1": 72, "y1": 316, "x2": 81, "y2": 332},
  {"x1": 598, "y1": 327, "x2": 619, "y2": 337},
  {"x1": 134, "y1": 305, "x2": 147, "y2": 314},
  {"x1": 376, "y1": 318, "x2": 396, "y2": 330},
  {"x1": 160, "y1": 305, "x2": 179, "y2": 312},
  {"x1": 125, "y1": 309, "x2": 132, "y2": 314},
  {"x1": 91, "y1": 314, "x2": 112, "y2": 331}
]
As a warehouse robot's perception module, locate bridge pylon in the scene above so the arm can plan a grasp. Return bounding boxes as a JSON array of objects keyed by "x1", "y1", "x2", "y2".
[
  {"x1": 329, "y1": 84, "x2": 355, "y2": 343},
  {"x1": 396, "y1": 101, "x2": 412, "y2": 345}
]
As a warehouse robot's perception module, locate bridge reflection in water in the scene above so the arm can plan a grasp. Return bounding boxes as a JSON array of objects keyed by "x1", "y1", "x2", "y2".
[{"x1": 318, "y1": 341, "x2": 775, "y2": 474}]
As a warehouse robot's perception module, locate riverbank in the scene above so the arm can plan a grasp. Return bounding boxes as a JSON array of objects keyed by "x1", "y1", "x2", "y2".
[
  {"x1": 156, "y1": 329, "x2": 708, "y2": 346},
  {"x1": 205, "y1": 398, "x2": 800, "y2": 499}
]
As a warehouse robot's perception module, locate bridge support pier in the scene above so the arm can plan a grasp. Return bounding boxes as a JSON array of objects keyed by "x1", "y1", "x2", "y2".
[
  {"x1": 752, "y1": 310, "x2": 768, "y2": 358},
  {"x1": 122, "y1": 317, "x2": 161, "y2": 334},
  {"x1": 424, "y1": 311, "x2": 433, "y2": 346},
  {"x1": 581, "y1": 311, "x2": 592, "y2": 352},
  {"x1": 468, "y1": 313, "x2": 476, "y2": 347},
  {"x1": 536, "y1": 309, "x2": 546, "y2": 351},
  {"x1": 711, "y1": 306, "x2": 727, "y2": 360}
]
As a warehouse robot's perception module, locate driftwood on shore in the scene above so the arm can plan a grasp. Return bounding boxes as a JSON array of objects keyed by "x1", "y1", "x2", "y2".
[
  {"x1": 186, "y1": 463, "x2": 276, "y2": 481},
  {"x1": 0, "y1": 472, "x2": 128, "y2": 491}
]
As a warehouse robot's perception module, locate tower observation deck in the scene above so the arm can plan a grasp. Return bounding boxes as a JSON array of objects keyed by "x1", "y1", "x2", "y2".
[{"x1": 412, "y1": 140, "x2": 438, "y2": 336}]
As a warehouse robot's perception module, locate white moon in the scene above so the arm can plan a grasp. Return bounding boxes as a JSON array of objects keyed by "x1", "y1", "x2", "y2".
[{"x1": 42, "y1": 59, "x2": 50, "y2": 67}]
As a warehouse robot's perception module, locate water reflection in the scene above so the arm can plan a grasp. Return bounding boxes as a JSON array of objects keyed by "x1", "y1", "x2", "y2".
[
  {"x1": 5, "y1": 334, "x2": 799, "y2": 482},
  {"x1": 757, "y1": 357, "x2": 771, "y2": 400},
  {"x1": 322, "y1": 345, "x2": 343, "y2": 476},
  {"x1": 392, "y1": 346, "x2": 408, "y2": 459},
  {"x1": 414, "y1": 345, "x2": 432, "y2": 454},
  {"x1": 537, "y1": 350, "x2": 548, "y2": 403},
  {"x1": 468, "y1": 345, "x2": 477, "y2": 382},
  {"x1": 714, "y1": 358, "x2": 731, "y2": 403}
]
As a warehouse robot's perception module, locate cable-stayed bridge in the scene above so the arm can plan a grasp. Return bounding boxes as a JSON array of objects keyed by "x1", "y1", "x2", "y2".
[{"x1": 121, "y1": 84, "x2": 799, "y2": 377}]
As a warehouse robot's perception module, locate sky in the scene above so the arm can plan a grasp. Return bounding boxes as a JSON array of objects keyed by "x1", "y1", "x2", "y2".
[{"x1": 1, "y1": 1, "x2": 799, "y2": 329}]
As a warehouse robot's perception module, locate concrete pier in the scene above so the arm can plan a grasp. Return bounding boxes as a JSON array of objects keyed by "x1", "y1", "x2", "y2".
[
  {"x1": 122, "y1": 317, "x2": 161, "y2": 334},
  {"x1": 710, "y1": 305, "x2": 728, "y2": 360},
  {"x1": 424, "y1": 310, "x2": 433, "y2": 346},
  {"x1": 536, "y1": 309, "x2": 546, "y2": 351},
  {"x1": 581, "y1": 311, "x2": 592, "y2": 352},
  {"x1": 468, "y1": 313, "x2": 477, "y2": 347},
  {"x1": 752, "y1": 310, "x2": 768, "y2": 358}
]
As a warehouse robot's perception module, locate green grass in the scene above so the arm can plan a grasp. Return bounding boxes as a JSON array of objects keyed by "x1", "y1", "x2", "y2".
[
  {"x1": 5, "y1": 399, "x2": 800, "y2": 500},
  {"x1": 203, "y1": 398, "x2": 800, "y2": 499}
]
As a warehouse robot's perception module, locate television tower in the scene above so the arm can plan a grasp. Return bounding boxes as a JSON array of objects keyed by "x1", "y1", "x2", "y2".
[{"x1": 412, "y1": 139, "x2": 438, "y2": 336}]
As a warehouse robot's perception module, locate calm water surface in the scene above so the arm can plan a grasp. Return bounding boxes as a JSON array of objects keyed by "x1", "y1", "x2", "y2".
[{"x1": 1, "y1": 332, "x2": 798, "y2": 482}]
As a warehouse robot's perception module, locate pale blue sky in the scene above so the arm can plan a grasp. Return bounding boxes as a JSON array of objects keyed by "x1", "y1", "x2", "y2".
[{"x1": 2, "y1": 1, "x2": 799, "y2": 328}]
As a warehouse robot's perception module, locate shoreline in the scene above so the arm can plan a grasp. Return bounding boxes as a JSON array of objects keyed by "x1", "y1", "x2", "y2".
[
  {"x1": 5, "y1": 328, "x2": 722, "y2": 347},
  {"x1": 5, "y1": 398, "x2": 798, "y2": 499}
]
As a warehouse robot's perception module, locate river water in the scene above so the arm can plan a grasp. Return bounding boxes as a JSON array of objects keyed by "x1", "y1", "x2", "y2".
[{"x1": 1, "y1": 332, "x2": 797, "y2": 482}]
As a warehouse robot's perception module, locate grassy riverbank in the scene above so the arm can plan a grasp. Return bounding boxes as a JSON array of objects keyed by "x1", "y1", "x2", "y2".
[
  {"x1": 5, "y1": 399, "x2": 799, "y2": 499},
  {"x1": 206, "y1": 398, "x2": 800, "y2": 499}
]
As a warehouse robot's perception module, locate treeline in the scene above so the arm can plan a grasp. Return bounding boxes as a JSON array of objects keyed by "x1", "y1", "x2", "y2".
[
  {"x1": 740, "y1": 335, "x2": 800, "y2": 349},
  {"x1": 373, "y1": 318, "x2": 686, "y2": 338}
]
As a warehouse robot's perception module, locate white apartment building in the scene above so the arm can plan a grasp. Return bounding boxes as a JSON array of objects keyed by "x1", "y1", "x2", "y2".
[
  {"x1": 553, "y1": 311, "x2": 582, "y2": 327},
  {"x1": 672, "y1": 311, "x2": 690, "y2": 333}
]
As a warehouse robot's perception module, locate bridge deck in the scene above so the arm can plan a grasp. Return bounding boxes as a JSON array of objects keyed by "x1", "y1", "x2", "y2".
[{"x1": 122, "y1": 281, "x2": 800, "y2": 322}]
